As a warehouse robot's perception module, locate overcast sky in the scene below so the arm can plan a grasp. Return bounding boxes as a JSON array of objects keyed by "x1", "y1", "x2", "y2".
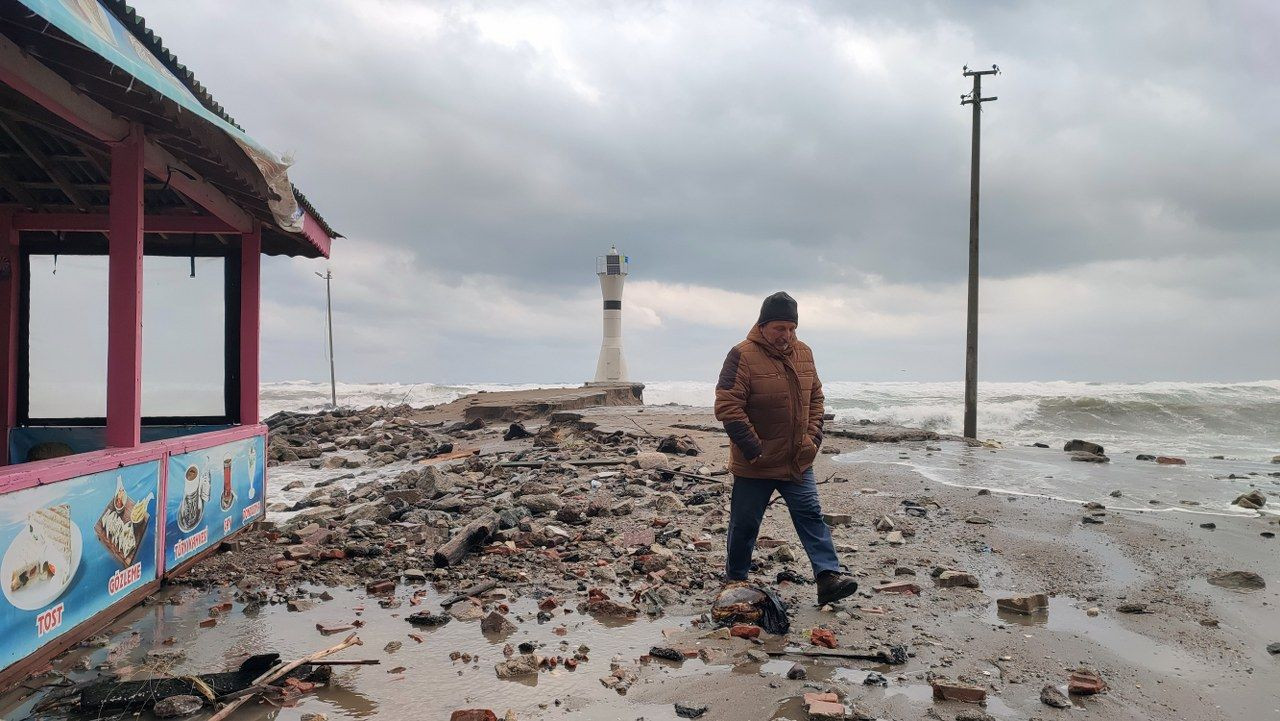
[{"x1": 122, "y1": 0, "x2": 1280, "y2": 385}]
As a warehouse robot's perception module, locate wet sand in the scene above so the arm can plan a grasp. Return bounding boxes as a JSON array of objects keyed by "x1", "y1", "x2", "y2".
[{"x1": 2, "y1": 399, "x2": 1276, "y2": 721}]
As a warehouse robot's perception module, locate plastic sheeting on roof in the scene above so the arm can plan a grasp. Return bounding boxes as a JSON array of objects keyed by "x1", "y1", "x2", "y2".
[{"x1": 18, "y1": 0, "x2": 305, "y2": 233}]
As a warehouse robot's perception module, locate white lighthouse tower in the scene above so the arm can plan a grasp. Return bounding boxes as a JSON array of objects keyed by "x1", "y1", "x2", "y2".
[{"x1": 592, "y1": 245, "x2": 629, "y2": 384}]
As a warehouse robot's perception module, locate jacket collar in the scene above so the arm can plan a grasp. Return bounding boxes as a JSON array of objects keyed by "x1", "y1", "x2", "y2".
[{"x1": 747, "y1": 324, "x2": 794, "y2": 361}]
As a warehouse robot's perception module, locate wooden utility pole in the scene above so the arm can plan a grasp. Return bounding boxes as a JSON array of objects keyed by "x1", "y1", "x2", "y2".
[{"x1": 961, "y1": 65, "x2": 998, "y2": 439}]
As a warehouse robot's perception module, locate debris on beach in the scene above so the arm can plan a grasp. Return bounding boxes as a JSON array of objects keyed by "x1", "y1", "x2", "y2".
[
  {"x1": 1207, "y1": 570, "x2": 1266, "y2": 591},
  {"x1": 711, "y1": 583, "x2": 790, "y2": 635},
  {"x1": 1067, "y1": 668, "x2": 1108, "y2": 695},
  {"x1": 1233, "y1": 489, "x2": 1267, "y2": 509}
]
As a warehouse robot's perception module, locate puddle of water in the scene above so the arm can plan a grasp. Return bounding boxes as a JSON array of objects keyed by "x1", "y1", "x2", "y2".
[
  {"x1": 0, "y1": 584, "x2": 700, "y2": 720},
  {"x1": 838, "y1": 442, "x2": 1279, "y2": 517},
  {"x1": 981, "y1": 590, "x2": 1209, "y2": 677}
]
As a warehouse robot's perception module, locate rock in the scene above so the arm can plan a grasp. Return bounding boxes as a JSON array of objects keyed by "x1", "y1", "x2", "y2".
[
  {"x1": 810, "y1": 628, "x2": 838, "y2": 648},
  {"x1": 521, "y1": 494, "x2": 563, "y2": 513},
  {"x1": 930, "y1": 679, "x2": 987, "y2": 703},
  {"x1": 407, "y1": 611, "x2": 451, "y2": 627},
  {"x1": 806, "y1": 699, "x2": 844, "y2": 719},
  {"x1": 481, "y1": 611, "x2": 518, "y2": 635},
  {"x1": 1135, "y1": 454, "x2": 1155, "y2": 461},
  {"x1": 635, "y1": 452, "x2": 669, "y2": 470},
  {"x1": 301, "y1": 714, "x2": 329, "y2": 721},
  {"x1": 997, "y1": 593, "x2": 1049, "y2": 614},
  {"x1": 1068, "y1": 668, "x2": 1107, "y2": 695},
  {"x1": 1086, "y1": 607, "x2": 1100, "y2": 617},
  {"x1": 1070, "y1": 451, "x2": 1110, "y2": 463},
  {"x1": 450, "y1": 711, "x2": 498, "y2": 721},
  {"x1": 1064, "y1": 439, "x2": 1105, "y2": 455},
  {"x1": 786, "y1": 662, "x2": 806, "y2": 680},
  {"x1": 746, "y1": 649, "x2": 769, "y2": 663},
  {"x1": 384, "y1": 641, "x2": 403, "y2": 653},
  {"x1": 1200, "y1": 522, "x2": 1217, "y2": 529},
  {"x1": 874, "y1": 515, "x2": 895, "y2": 532},
  {"x1": 649, "y1": 646, "x2": 684, "y2": 662},
  {"x1": 954, "y1": 711, "x2": 996, "y2": 721},
  {"x1": 823, "y1": 513, "x2": 854, "y2": 527},
  {"x1": 1032, "y1": 442, "x2": 1049, "y2": 448},
  {"x1": 153, "y1": 695, "x2": 203, "y2": 718},
  {"x1": 1266, "y1": 642, "x2": 1280, "y2": 655},
  {"x1": 494, "y1": 654, "x2": 540, "y2": 678},
  {"x1": 1272, "y1": 455, "x2": 1280, "y2": 464},
  {"x1": 1081, "y1": 515, "x2": 1104, "y2": 524},
  {"x1": 1116, "y1": 602, "x2": 1151, "y2": 614},
  {"x1": 503, "y1": 423, "x2": 532, "y2": 441},
  {"x1": 862, "y1": 671, "x2": 888, "y2": 686},
  {"x1": 1207, "y1": 570, "x2": 1265, "y2": 591},
  {"x1": 935, "y1": 570, "x2": 980, "y2": 589},
  {"x1": 1234, "y1": 490, "x2": 1266, "y2": 509},
  {"x1": 658, "y1": 434, "x2": 702, "y2": 456},
  {"x1": 286, "y1": 599, "x2": 315, "y2": 612},
  {"x1": 1156, "y1": 456, "x2": 1186, "y2": 465},
  {"x1": 1039, "y1": 684, "x2": 1071, "y2": 708},
  {"x1": 730, "y1": 624, "x2": 761, "y2": 639},
  {"x1": 964, "y1": 516, "x2": 992, "y2": 525},
  {"x1": 674, "y1": 703, "x2": 708, "y2": 719},
  {"x1": 1109, "y1": 490, "x2": 1123, "y2": 497}
]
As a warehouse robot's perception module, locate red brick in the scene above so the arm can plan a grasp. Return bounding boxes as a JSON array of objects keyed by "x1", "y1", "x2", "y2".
[
  {"x1": 806, "y1": 699, "x2": 846, "y2": 719},
  {"x1": 449, "y1": 711, "x2": 498, "y2": 721},
  {"x1": 730, "y1": 624, "x2": 761, "y2": 639},
  {"x1": 1068, "y1": 668, "x2": 1107, "y2": 695},
  {"x1": 809, "y1": 628, "x2": 838, "y2": 648},
  {"x1": 931, "y1": 680, "x2": 987, "y2": 703}
]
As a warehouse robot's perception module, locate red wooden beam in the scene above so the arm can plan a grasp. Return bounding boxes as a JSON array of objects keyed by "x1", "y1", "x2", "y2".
[
  {"x1": 239, "y1": 228, "x2": 261, "y2": 424},
  {"x1": 0, "y1": 211, "x2": 17, "y2": 464},
  {"x1": 300, "y1": 210, "x2": 332, "y2": 258},
  {"x1": 105, "y1": 126, "x2": 145, "y2": 448},
  {"x1": 10, "y1": 212, "x2": 237, "y2": 234}
]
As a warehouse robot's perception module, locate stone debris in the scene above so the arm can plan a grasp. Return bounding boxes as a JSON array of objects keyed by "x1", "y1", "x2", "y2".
[
  {"x1": 1063, "y1": 439, "x2": 1104, "y2": 455},
  {"x1": 809, "y1": 627, "x2": 838, "y2": 648},
  {"x1": 1067, "y1": 668, "x2": 1107, "y2": 695},
  {"x1": 480, "y1": 610, "x2": 517, "y2": 635},
  {"x1": 1266, "y1": 642, "x2": 1280, "y2": 655},
  {"x1": 930, "y1": 679, "x2": 987, "y2": 704},
  {"x1": 1040, "y1": 683, "x2": 1071, "y2": 708},
  {"x1": 674, "y1": 703, "x2": 708, "y2": 718},
  {"x1": 934, "y1": 570, "x2": 980, "y2": 589},
  {"x1": 1207, "y1": 570, "x2": 1266, "y2": 591},
  {"x1": 1070, "y1": 451, "x2": 1110, "y2": 463},
  {"x1": 997, "y1": 594, "x2": 1049, "y2": 615},
  {"x1": 450, "y1": 711, "x2": 498, "y2": 721},
  {"x1": 1156, "y1": 456, "x2": 1186, "y2": 465},
  {"x1": 1234, "y1": 489, "x2": 1266, "y2": 509}
]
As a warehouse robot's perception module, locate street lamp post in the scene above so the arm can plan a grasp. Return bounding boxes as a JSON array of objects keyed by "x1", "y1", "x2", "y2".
[{"x1": 315, "y1": 269, "x2": 336, "y2": 408}]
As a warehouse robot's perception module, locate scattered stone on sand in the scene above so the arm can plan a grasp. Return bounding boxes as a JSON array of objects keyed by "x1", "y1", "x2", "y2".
[
  {"x1": 935, "y1": 570, "x2": 980, "y2": 589},
  {"x1": 1116, "y1": 602, "x2": 1152, "y2": 614},
  {"x1": 674, "y1": 703, "x2": 708, "y2": 719},
  {"x1": 153, "y1": 695, "x2": 203, "y2": 718},
  {"x1": 648, "y1": 646, "x2": 684, "y2": 662},
  {"x1": 1266, "y1": 642, "x2": 1280, "y2": 655},
  {"x1": 1156, "y1": 456, "x2": 1186, "y2": 465},
  {"x1": 1082, "y1": 515, "x2": 1104, "y2": 524},
  {"x1": 1070, "y1": 451, "x2": 1110, "y2": 463},
  {"x1": 1068, "y1": 669, "x2": 1107, "y2": 695},
  {"x1": 450, "y1": 711, "x2": 497, "y2": 721},
  {"x1": 997, "y1": 593, "x2": 1049, "y2": 614},
  {"x1": 809, "y1": 628, "x2": 838, "y2": 648},
  {"x1": 502, "y1": 422, "x2": 532, "y2": 441},
  {"x1": 494, "y1": 654, "x2": 541, "y2": 678},
  {"x1": 1040, "y1": 684, "x2": 1071, "y2": 708},
  {"x1": 954, "y1": 711, "x2": 996, "y2": 721},
  {"x1": 1136, "y1": 454, "x2": 1155, "y2": 461},
  {"x1": 1233, "y1": 489, "x2": 1266, "y2": 509},
  {"x1": 657, "y1": 434, "x2": 702, "y2": 456},
  {"x1": 930, "y1": 679, "x2": 987, "y2": 703},
  {"x1": 964, "y1": 516, "x2": 992, "y2": 525},
  {"x1": 786, "y1": 662, "x2": 806, "y2": 680},
  {"x1": 1109, "y1": 489, "x2": 1123, "y2": 497},
  {"x1": 480, "y1": 611, "x2": 518, "y2": 635},
  {"x1": 1207, "y1": 570, "x2": 1265, "y2": 591},
  {"x1": 1064, "y1": 439, "x2": 1105, "y2": 455},
  {"x1": 804, "y1": 693, "x2": 845, "y2": 720},
  {"x1": 1200, "y1": 522, "x2": 1217, "y2": 530}
]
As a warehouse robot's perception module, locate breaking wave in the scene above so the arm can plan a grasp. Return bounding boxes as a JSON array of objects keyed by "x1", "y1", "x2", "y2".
[{"x1": 262, "y1": 379, "x2": 1280, "y2": 461}]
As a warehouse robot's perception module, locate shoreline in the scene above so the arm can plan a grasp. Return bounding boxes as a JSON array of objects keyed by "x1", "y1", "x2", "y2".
[{"x1": 2, "y1": 393, "x2": 1276, "y2": 720}]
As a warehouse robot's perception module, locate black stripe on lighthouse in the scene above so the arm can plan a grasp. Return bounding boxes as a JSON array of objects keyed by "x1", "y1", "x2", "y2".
[{"x1": 604, "y1": 300, "x2": 622, "y2": 310}]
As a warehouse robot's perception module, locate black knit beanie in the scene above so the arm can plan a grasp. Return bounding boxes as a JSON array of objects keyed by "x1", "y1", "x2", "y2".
[{"x1": 757, "y1": 291, "x2": 798, "y2": 326}]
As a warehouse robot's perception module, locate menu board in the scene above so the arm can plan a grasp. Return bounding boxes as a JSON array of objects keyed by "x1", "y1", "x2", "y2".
[
  {"x1": 164, "y1": 435, "x2": 265, "y2": 571},
  {"x1": 0, "y1": 461, "x2": 160, "y2": 669}
]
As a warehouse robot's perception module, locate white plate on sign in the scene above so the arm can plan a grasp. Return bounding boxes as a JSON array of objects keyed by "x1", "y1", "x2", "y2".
[{"x1": 1, "y1": 521, "x2": 83, "y2": 611}]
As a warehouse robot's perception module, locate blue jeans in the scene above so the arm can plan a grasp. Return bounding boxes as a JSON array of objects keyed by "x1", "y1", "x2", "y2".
[{"x1": 725, "y1": 467, "x2": 840, "y2": 581}]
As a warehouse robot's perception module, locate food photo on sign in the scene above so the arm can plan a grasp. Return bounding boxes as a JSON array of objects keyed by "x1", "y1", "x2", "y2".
[
  {"x1": 0, "y1": 462, "x2": 160, "y2": 669},
  {"x1": 164, "y1": 436, "x2": 265, "y2": 570}
]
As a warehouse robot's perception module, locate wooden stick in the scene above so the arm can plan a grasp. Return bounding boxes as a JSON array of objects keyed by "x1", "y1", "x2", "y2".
[
  {"x1": 432, "y1": 512, "x2": 499, "y2": 567},
  {"x1": 308, "y1": 659, "x2": 380, "y2": 666},
  {"x1": 208, "y1": 634, "x2": 362, "y2": 721},
  {"x1": 440, "y1": 579, "x2": 499, "y2": 607}
]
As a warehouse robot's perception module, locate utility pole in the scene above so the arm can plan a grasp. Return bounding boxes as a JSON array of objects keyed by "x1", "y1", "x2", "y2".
[
  {"x1": 315, "y1": 269, "x2": 336, "y2": 408},
  {"x1": 961, "y1": 64, "x2": 998, "y2": 440}
]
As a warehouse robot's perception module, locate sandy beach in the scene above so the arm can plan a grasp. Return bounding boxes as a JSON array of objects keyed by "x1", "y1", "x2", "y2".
[{"x1": 2, "y1": 390, "x2": 1276, "y2": 721}]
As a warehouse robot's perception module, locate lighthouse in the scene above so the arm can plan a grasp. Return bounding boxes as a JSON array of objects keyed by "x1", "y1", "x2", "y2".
[{"x1": 592, "y1": 246, "x2": 629, "y2": 383}]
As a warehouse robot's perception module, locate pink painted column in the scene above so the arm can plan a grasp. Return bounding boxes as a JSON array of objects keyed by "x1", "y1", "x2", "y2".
[
  {"x1": 239, "y1": 227, "x2": 261, "y2": 425},
  {"x1": 105, "y1": 125, "x2": 145, "y2": 448},
  {"x1": 0, "y1": 211, "x2": 18, "y2": 464}
]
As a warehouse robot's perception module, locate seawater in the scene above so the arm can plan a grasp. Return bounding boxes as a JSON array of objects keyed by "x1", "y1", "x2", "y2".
[{"x1": 262, "y1": 379, "x2": 1280, "y2": 462}]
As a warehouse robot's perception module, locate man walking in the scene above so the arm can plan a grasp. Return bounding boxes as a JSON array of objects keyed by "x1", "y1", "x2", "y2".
[{"x1": 714, "y1": 292, "x2": 858, "y2": 605}]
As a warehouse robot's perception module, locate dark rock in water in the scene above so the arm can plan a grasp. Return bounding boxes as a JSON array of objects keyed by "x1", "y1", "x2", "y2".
[
  {"x1": 863, "y1": 670, "x2": 888, "y2": 686},
  {"x1": 711, "y1": 583, "x2": 790, "y2": 635},
  {"x1": 1032, "y1": 442, "x2": 1049, "y2": 448},
  {"x1": 675, "y1": 703, "x2": 708, "y2": 718},
  {"x1": 1082, "y1": 515, "x2": 1104, "y2": 524},
  {"x1": 1267, "y1": 642, "x2": 1280, "y2": 655},
  {"x1": 1200, "y1": 522, "x2": 1216, "y2": 529},
  {"x1": 1233, "y1": 489, "x2": 1266, "y2": 509},
  {"x1": 1207, "y1": 570, "x2": 1265, "y2": 591},
  {"x1": 1136, "y1": 454, "x2": 1156, "y2": 461},
  {"x1": 1064, "y1": 439, "x2": 1105, "y2": 455},
  {"x1": 407, "y1": 611, "x2": 452, "y2": 626},
  {"x1": 1116, "y1": 602, "x2": 1152, "y2": 614},
  {"x1": 1109, "y1": 490, "x2": 1123, "y2": 497},
  {"x1": 785, "y1": 662, "x2": 806, "y2": 680},
  {"x1": 154, "y1": 696, "x2": 203, "y2": 718},
  {"x1": 648, "y1": 646, "x2": 684, "y2": 662},
  {"x1": 1070, "y1": 451, "x2": 1110, "y2": 463},
  {"x1": 1040, "y1": 684, "x2": 1072, "y2": 708},
  {"x1": 503, "y1": 422, "x2": 532, "y2": 441}
]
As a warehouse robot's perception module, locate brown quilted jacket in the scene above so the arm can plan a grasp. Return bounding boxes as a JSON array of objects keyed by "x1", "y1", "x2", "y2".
[{"x1": 714, "y1": 325, "x2": 825, "y2": 480}]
